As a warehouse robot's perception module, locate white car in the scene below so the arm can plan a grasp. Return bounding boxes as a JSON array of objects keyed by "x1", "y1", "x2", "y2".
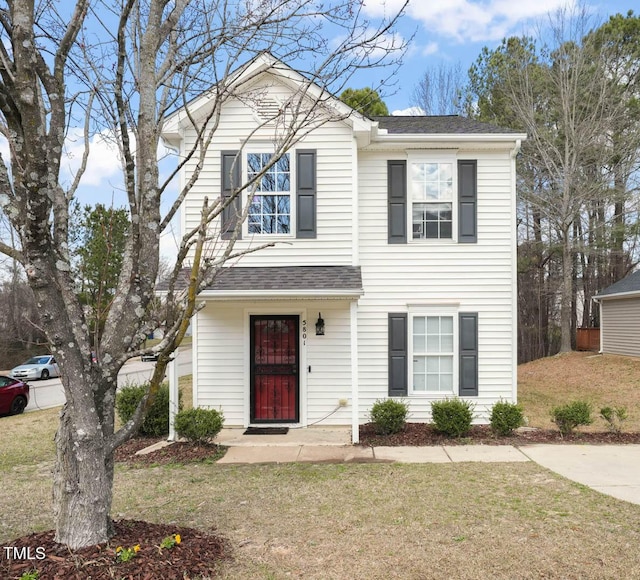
[{"x1": 10, "y1": 355, "x2": 60, "y2": 381}]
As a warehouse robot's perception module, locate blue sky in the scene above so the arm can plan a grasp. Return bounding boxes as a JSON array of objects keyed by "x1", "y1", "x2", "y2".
[
  {"x1": 357, "y1": 0, "x2": 637, "y2": 113},
  {"x1": 73, "y1": 0, "x2": 638, "y2": 259},
  {"x1": 2, "y1": 0, "x2": 632, "y2": 261}
]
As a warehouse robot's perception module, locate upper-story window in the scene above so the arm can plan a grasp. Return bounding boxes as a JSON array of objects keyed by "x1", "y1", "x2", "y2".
[
  {"x1": 410, "y1": 161, "x2": 454, "y2": 240},
  {"x1": 247, "y1": 153, "x2": 291, "y2": 235}
]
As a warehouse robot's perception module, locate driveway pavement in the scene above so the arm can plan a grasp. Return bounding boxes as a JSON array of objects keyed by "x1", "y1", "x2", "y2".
[{"x1": 520, "y1": 444, "x2": 640, "y2": 505}]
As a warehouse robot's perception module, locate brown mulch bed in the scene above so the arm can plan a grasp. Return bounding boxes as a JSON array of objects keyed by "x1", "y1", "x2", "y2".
[
  {"x1": 1, "y1": 441, "x2": 230, "y2": 579},
  {"x1": 1, "y1": 519, "x2": 230, "y2": 580},
  {"x1": 114, "y1": 436, "x2": 226, "y2": 467},
  {"x1": 358, "y1": 422, "x2": 640, "y2": 447}
]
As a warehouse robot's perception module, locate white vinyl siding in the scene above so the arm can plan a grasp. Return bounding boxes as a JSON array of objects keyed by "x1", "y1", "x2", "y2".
[
  {"x1": 357, "y1": 149, "x2": 517, "y2": 422},
  {"x1": 601, "y1": 297, "x2": 640, "y2": 357},
  {"x1": 180, "y1": 75, "x2": 355, "y2": 267},
  {"x1": 176, "y1": 67, "x2": 519, "y2": 426},
  {"x1": 195, "y1": 299, "x2": 353, "y2": 426}
]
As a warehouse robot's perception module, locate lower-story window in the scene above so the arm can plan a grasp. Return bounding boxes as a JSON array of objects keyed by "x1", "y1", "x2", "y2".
[{"x1": 411, "y1": 315, "x2": 454, "y2": 393}]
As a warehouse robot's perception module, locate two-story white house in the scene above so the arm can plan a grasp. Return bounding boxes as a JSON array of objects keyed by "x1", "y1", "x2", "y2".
[{"x1": 162, "y1": 55, "x2": 525, "y2": 443}]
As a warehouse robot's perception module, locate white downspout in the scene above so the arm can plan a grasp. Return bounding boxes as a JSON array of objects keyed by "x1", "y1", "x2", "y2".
[
  {"x1": 168, "y1": 355, "x2": 180, "y2": 441},
  {"x1": 510, "y1": 139, "x2": 522, "y2": 403},
  {"x1": 592, "y1": 297, "x2": 603, "y2": 354},
  {"x1": 350, "y1": 300, "x2": 359, "y2": 444},
  {"x1": 351, "y1": 134, "x2": 361, "y2": 443}
]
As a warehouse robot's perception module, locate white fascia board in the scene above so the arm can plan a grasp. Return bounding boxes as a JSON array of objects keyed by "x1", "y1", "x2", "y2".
[
  {"x1": 593, "y1": 290, "x2": 640, "y2": 301},
  {"x1": 198, "y1": 288, "x2": 364, "y2": 300},
  {"x1": 365, "y1": 133, "x2": 528, "y2": 150},
  {"x1": 163, "y1": 53, "x2": 374, "y2": 139},
  {"x1": 163, "y1": 58, "x2": 270, "y2": 135}
]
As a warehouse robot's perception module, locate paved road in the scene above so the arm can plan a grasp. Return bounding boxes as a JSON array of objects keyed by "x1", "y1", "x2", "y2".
[{"x1": 23, "y1": 347, "x2": 192, "y2": 413}]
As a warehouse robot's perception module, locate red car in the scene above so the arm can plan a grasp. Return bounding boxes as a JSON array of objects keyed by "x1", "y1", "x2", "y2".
[{"x1": 0, "y1": 375, "x2": 29, "y2": 415}]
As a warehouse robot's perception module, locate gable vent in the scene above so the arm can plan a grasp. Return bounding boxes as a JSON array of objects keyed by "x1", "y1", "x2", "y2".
[{"x1": 256, "y1": 97, "x2": 282, "y2": 120}]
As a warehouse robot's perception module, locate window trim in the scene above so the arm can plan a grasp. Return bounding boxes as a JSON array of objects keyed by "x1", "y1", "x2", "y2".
[
  {"x1": 408, "y1": 308, "x2": 459, "y2": 396},
  {"x1": 407, "y1": 151, "x2": 458, "y2": 244},
  {"x1": 243, "y1": 147, "x2": 296, "y2": 239}
]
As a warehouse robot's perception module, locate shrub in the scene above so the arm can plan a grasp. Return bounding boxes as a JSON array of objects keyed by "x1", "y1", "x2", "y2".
[
  {"x1": 490, "y1": 400, "x2": 525, "y2": 436},
  {"x1": 115, "y1": 382, "x2": 181, "y2": 437},
  {"x1": 174, "y1": 407, "x2": 225, "y2": 444},
  {"x1": 431, "y1": 398, "x2": 474, "y2": 438},
  {"x1": 369, "y1": 399, "x2": 409, "y2": 435},
  {"x1": 600, "y1": 405, "x2": 628, "y2": 434},
  {"x1": 550, "y1": 400, "x2": 593, "y2": 436}
]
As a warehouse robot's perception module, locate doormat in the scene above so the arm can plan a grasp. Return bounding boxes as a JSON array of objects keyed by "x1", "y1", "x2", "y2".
[{"x1": 243, "y1": 427, "x2": 289, "y2": 435}]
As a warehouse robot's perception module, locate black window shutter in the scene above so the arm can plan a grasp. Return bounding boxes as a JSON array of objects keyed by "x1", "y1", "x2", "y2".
[
  {"x1": 296, "y1": 150, "x2": 317, "y2": 238},
  {"x1": 388, "y1": 313, "x2": 408, "y2": 396},
  {"x1": 388, "y1": 160, "x2": 407, "y2": 244},
  {"x1": 458, "y1": 160, "x2": 477, "y2": 243},
  {"x1": 221, "y1": 151, "x2": 241, "y2": 240},
  {"x1": 459, "y1": 312, "x2": 479, "y2": 396}
]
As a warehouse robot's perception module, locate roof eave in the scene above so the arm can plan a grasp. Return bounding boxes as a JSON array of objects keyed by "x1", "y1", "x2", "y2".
[
  {"x1": 593, "y1": 290, "x2": 640, "y2": 301},
  {"x1": 373, "y1": 132, "x2": 528, "y2": 143},
  {"x1": 199, "y1": 288, "x2": 363, "y2": 299}
]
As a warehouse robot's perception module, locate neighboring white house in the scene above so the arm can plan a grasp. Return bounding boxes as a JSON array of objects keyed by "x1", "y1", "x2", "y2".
[{"x1": 162, "y1": 54, "x2": 526, "y2": 442}]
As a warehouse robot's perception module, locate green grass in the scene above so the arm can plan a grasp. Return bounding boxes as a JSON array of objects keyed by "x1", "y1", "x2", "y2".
[
  {"x1": 0, "y1": 407, "x2": 58, "y2": 471},
  {"x1": 3, "y1": 406, "x2": 640, "y2": 578}
]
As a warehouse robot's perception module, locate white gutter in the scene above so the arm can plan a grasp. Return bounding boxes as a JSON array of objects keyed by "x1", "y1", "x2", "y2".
[
  {"x1": 593, "y1": 290, "x2": 640, "y2": 301},
  {"x1": 371, "y1": 133, "x2": 528, "y2": 144},
  {"x1": 197, "y1": 288, "x2": 364, "y2": 299}
]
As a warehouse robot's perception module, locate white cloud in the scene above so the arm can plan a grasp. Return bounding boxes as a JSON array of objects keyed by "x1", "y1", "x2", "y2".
[
  {"x1": 421, "y1": 41, "x2": 439, "y2": 56},
  {"x1": 61, "y1": 129, "x2": 175, "y2": 191},
  {"x1": 364, "y1": 0, "x2": 575, "y2": 42},
  {"x1": 61, "y1": 128, "x2": 123, "y2": 188},
  {"x1": 331, "y1": 28, "x2": 406, "y2": 61},
  {"x1": 392, "y1": 106, "x2": 425, "y2": 115}
]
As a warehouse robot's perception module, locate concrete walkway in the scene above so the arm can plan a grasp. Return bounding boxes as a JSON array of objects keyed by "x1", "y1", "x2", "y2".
[
  {"x1": 211, "y1": 428, "x2": 640, "y2": 506},
  {"x1": 521, "y1": 444, "x2": 640, "y2": 505},
  {"x1": 216, "y1": 442, "x2": 531, "y2": 464}
]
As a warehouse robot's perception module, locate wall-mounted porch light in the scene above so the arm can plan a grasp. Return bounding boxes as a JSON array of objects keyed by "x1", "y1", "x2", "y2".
[{"x1": 315, "y1": 312, "x2": 325, "y2": 336}]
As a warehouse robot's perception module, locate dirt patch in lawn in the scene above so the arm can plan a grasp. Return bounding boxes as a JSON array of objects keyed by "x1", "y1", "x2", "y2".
[
  {"x1": 1, "y1": 519, "x2": 230, "y2": 580},
  {"x1": 518, "y1": 351, "x2": 640, "y2": 430}
]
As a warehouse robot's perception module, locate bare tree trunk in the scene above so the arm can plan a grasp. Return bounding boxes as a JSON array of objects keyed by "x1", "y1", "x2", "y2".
[
  {"x1": 611, "y1": 170, "x2": 627, "y2": 282},
  {"x1": 53, "y1": 404, "x2": 115, "y2": 548},
  {"x1": 560, "y1": 230, "x2": 573, "y2": 351},
  {"x1": 0, "y1": 0, "x2": 408, "y2": 550}
]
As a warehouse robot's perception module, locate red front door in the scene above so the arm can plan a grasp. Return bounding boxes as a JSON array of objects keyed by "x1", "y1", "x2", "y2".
[{"x1": 250, "y1": 315, "x2": 299, "y2": 423}]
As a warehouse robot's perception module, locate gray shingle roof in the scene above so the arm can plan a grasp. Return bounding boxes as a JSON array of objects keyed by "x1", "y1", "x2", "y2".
[
  {"x1": 372, "y1": 115, "x2": 521, "y2": 135},
  {"x1": 595, "y1": 270, "x2": 640, "y2": 298},
  {"x1": 159, "y1": 266, "x2": 363, "y2": 294},
  {"x1": 206, "y1": 265, "x2": 362, "y2": 291}
]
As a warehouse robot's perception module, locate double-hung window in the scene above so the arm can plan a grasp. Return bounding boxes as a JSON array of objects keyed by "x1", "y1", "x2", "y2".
[
  {"x1": 247, "y1": 152, "x2": 291, "y2": 235},
  {"x1": 410, "y1": 158, "x2": 455, "y2": 240},
  {"x1": 411, "y1": 314, "x2": 455, "y2": 393}
]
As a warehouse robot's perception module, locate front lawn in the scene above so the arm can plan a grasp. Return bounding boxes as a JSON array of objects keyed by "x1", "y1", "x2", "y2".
[
  {"x1": 2, "y1": 406, "x2": 640, "y2": 578},
  {"x1": 518, "y1": 351, "x2": 640, "y2": 431}
]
